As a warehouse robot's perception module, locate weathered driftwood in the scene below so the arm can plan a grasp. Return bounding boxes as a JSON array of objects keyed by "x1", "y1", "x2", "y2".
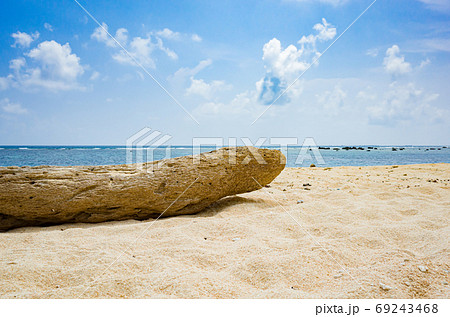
[{"x1": 0, "y1": 147, "x2": 285, "y2": 231}]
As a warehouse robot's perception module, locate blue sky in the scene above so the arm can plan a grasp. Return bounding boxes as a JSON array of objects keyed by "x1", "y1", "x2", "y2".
[{"x1": 0, "y1": 0, "x2": 449, "y2": 145}]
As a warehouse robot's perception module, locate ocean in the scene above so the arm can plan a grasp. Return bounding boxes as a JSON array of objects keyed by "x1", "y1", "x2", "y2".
[{"x1": 0, "y1": 145, "x2": 449, "y2": 167}]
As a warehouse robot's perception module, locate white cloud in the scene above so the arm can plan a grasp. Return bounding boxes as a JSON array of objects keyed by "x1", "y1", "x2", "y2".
[
  {"x1": 91, "y1": 23, "x2": 128, "y2": 47},
  {"x1": 419, "y1": 58, "x2": 431, "y2": 69},
  {"x1": 193, "y1": 90, "x2": 260, "y2": 116},
  {"x1": 11, "y1": 31, "x2": 39, "y2": 48},
  {"x1": 9, "y1": 57, "x2": 26, "y2": 72},
  {"x1": 169, "y1": 59, "x2": 212, "y2": 86},
  {"x1": 191, "y1": 34, "x2": 202, "y2": 42},
  {"x1": 90, "y1": 71, "x2": 100, "y2": 81},
  {"x1": 186, "y1": 78, "x2": 231, "y2": 99},
  {"x1": 192, "y1": 19, "x2": 338, "y2": 117},
  {"x1": 258, "y1": 18, "x2": 336, "y2": 104},
  {"x1": 1, "y1": 40, "x2": 85, "y2": 91},
  {"x1": 1, "y1": 98, "x2": 28, "y2": 115},
  {"x1": 115, "y1": 28, "x2": 128, "y2": 46},
  {"x1": 155, "y1": 37, "x2": 178, "y2": 60},
  {"x1": 316, "y1": 86, "x2": 347, "y2": 116},
  {"x1": 93, "y1": 23, "x2": 180, "y2": 68},
  {"x1": 26, "y1": 41, "x2": 84, "y2": 81},
  {"x1": 44, "y1": 23, "x2": 54, "y2": 32},
  {"x1": 156, "y1": 28, "x2": 180, "y2": 40},
  {"x1": 113, "y1": 36, "x2": 155, "y2": 67},
  {"x1": 383, "y1": 45, "x2": 412, "y2": 76},
  {"x1": 262, "y1": 39, "x2": 309, "y2": 79},
  {"x1": 417, "y1": 0, "x2": 450, "y2": 12},
  {"x1": 364, "y1": 82, "x2": 441, "y2": 125},
  {"x1": 366, "y1": 48, "x2": 379, "y2": 57}
]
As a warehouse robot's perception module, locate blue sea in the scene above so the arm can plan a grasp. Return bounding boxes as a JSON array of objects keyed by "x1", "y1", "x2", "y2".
[{"x1": 0, "y1": 145, "x2": 449, "y2": 167}]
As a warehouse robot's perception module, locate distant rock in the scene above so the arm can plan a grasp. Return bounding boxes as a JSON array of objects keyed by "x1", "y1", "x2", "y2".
[{"x1": 0, "y1": 147, "x2": 286, "y2": 231}]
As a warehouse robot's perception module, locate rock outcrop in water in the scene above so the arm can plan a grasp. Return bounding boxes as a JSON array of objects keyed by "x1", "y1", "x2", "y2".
[{"x1": 0, "y1": 147, "x2": 285, "y2": 231}]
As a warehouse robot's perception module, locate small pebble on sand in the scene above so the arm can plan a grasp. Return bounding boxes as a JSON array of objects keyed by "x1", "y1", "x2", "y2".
[
  {"x1": 379, "y1": 283, "x2": 392, "y2": 291},
  {"x1": 418, "y1": 265, "x2": 428, "y2": 272}
]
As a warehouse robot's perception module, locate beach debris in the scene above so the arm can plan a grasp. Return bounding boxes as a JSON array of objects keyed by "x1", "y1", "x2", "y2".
[
  {"x1": 443, "y1": 281, "x2": 448, "y2": 285},
  {"x1": 303, "y1": 183, "x2": 311, "y2": 187},
  {"x1": 310, "y1": 164, "x2": 316, "y2": 167},
  {"x1": 0, "y1": 146, "x2": 286, "y2": 231},
  {"x1": 379, "y1": 283, "x2": 392, "y2": 291},
  {"x1": 232, "y1": 238, "x2": 241, "y2": 242},
  {"x1": 418, "y1": 265, "x2": 428, "y2": 273},
  {"x1": 297, "y1": 200, "x2": 304, "y2": 204}
]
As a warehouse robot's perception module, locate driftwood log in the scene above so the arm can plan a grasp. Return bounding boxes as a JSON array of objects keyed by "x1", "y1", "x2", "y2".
[{"x1": 0, "y1": 147, "x2": 285, "y2": 231}]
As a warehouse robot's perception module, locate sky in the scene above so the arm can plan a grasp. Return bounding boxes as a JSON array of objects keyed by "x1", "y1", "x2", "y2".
[{"x1": 0, "y1": 0, "x2": 449, "y2": 145}]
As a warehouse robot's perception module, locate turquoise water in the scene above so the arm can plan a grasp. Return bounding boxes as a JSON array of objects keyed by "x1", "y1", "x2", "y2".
[{"x1": 0, "y1": 145, "x2": 449, "y2": 167}]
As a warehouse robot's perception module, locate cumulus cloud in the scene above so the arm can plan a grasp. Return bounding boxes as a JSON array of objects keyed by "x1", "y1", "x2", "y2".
[
  {"x1": 113, "y1": 36, "x2": 155, "y2": 67},
  {"x1": 92, "y1": 23, "x2": 180, "y2": 68},
  {"x1": 9, "y1": 57, "x2": 26, "y2": 73},
  {"x1": 26, "y1": 41, "x2": 84, "y2": 81},
  {"x1": 1, "y1": 40, "x2": 86, "y2": 91},
  {"x1": 383, "y1": 45, "x2": 412, "y2": 77},
  {"x1": 258, "y1": 18, "x2": 336, "y2": 104},
  {"x1": 155, "y1": 28, "x2": 202, "y2": 42},
  {"x1": 11, "y1": 31, "x2": 39, "y2": 48},
  {"x1": 1, "y1": 98, "x2": 28, "y2": 115},
  {"x1": 156, "y1": 28, "x2": 180, "y2": 40},
  {"x1": 191, "y1": 19, "x2": 337, "y2": 117},
  {"x1": 91, "y1": 23, "x2": 128, "y2": 47},
  {"x1": 186, "y1": 78, "x2": 231, "y2": 99}
]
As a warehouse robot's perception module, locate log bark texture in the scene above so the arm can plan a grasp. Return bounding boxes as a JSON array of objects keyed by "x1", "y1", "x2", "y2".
[{"x1": 0, "y1": 147, "x2": 285, "y2": 231}]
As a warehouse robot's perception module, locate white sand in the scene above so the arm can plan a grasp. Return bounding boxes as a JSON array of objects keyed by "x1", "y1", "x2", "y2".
[{"x1": 0, "y1": 164, "x2": 449, "y2": 298}]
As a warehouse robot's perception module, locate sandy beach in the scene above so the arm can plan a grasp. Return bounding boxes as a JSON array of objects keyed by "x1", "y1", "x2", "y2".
[{"x1": 0, "y1": 163, "x2": 449, "y2": 299}]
